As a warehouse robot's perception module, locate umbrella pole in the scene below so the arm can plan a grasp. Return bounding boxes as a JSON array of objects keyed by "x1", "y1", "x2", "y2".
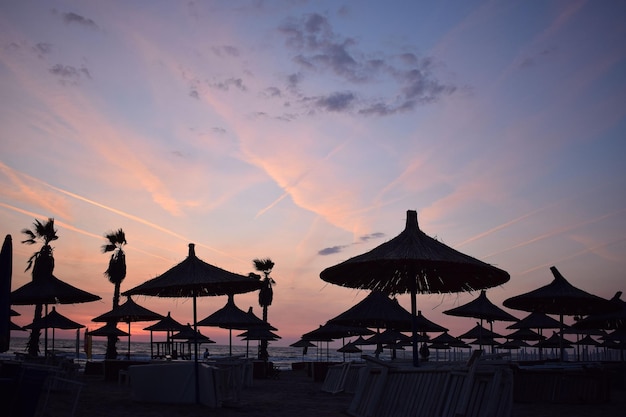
[
  {"x1": 150, "y1": 331, "x2": 153, "y2": 359},
  {"x1": 193, "y1": 293, "x2": 199, "y2": 404},
  {"x1": 559, "y1": 314, "x2": 564, "y2": 362},
  {"x1": 410, "y1": 285, "x2": 420, "y2": 367},
  {"x1": 229, "y1": 328, "x2": 232, "y2": 356},
  {"x1": 128, "y1": 321, "x2": 131, "y2": 359}
]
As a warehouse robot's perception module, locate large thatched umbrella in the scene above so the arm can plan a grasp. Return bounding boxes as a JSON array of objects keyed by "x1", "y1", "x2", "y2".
[
  {"x1": 93, "y1": 296, "x2": 163, "y2": 358},
  {"x1": 123, "y1": 243, "x2": 261, "y2": 403},
  {"x1": 443, "y1": 290, "x2": 517, "y2": 351},
  {"x1": 0, "y1": 235, "x2": 12, "y2": 353},
  {"x1": 24, "y1": 306, "x2": 84, "y2": 354},
  {"x1": 89, "y1": 322, "x2": 129, "y2": 337},
  {"x1": 503, "y1": 266, "x2": 617, "y2": 360},
  {"x1": 320, "y1": 210, "x2": 510, "y2": 366}
]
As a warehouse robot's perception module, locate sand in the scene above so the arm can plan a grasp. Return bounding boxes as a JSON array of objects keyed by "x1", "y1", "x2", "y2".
[{"x1": 41, "y1": 368, "x2": 626, "y2": 417}]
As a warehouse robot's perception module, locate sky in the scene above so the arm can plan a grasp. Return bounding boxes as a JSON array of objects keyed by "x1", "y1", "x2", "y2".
[{"x1": 1, "y1": 1, "x2": 625, "y2": 348}]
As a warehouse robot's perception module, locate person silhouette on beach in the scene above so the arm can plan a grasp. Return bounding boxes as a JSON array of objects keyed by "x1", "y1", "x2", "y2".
[{"x1": 203, "y1": 347, "x2": 209, "y2": 359}]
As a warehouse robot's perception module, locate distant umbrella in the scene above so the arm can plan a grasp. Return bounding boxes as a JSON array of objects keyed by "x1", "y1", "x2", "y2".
[
  {"x1": 443, "y1": 290, "x2": 517, "y2": 351},
  {"x1": 430, "y1": 331, "x2": 468, "y2": 348},
  {"x1": 498, "y1": 339, "x2": 531, "y2": 350},
  {"x1": 573, "y1": 291, "x2": 626, "y2": 331},
  {"x1": 237, "y1": 328, "x2": 281, "y2": 341},
  {"x1": 0, "y1": 235, "x2": 12, "y2": 353},
  {"x1": 320, "y1": 210, "x2": 510, "y2": 366},
  {"x1": 458, "y1": 323, "x2": 503, "y2": 340},
  {"x1": 290, "y1": 338, "x2": 316, "y2": 358},
  {"x1": 507, "y1": 311, "x2": 563, "y2": 331},
  {"x1": 574, "y1": 334, "x2": 600, "y2": 347},
  {"x1": 92, "y1": 296, "x2": 163, "y2": 358},
  {"x1": 302, "y1": 322, "x2": 373, "y2": 341},
  {"x1": 89, "y1": 322, "x2": 129, "y2": 337},
  {"x1": 505, "y1": 328, "x2": 545, "y2": 342},
  {"x1": 337, "y1": 341, "x2": 362, "y2": 354},
  {"x1": 536, "y1": 332, "x2": 573, "y2": 349},
  {"x1": 198, "y1": 294, "x2": 273, "y2": 355},
  {"x1": 504, "y1": 266, "x2": 618, "y2": 360},
  {"x1": 328, "y1": 291, "x2": 414, "y2": 330},
  {"x1": 24, "y1": 306, "x2": 84, "y2": 354},
  {"x1": 143, "y1": 312, "x2": 186, "y2": 359}
]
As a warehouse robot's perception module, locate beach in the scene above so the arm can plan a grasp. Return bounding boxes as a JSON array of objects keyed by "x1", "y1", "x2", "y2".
[{"x1": 41, "y1": 367, "x2": 626, "y2": 417}]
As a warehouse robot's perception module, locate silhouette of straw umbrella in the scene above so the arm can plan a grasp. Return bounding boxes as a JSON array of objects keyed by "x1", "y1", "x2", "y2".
[
  {"x1": 123, "y1": 243, "x2": 261, "y2": 403},
  {"x1": 143, "y1": 312, "x2": 186, "y2": 359},
  {"x1": 443, "y1": 290, "x2": 517, "y2": 352},
  {"x1": 197, "y1": 294, "x2": 273, "y2": 356},
  {"x1": 23, "y1": 306, "x2": 85, "y2": 355},
  {"x1": 92, "y1": 296, "x2": 163, "y2": 358},
  {"x1": 320, "y1": 210, "x2": 510, "y2": 366},
  {"x1": 503, "y1": 266, "x2": 617, "y2": 361}
]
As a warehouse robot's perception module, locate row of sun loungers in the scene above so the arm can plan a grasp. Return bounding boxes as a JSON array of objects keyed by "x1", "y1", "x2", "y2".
[{"x1": 322, "y1": 351, "x2": 514, "y2": 417}]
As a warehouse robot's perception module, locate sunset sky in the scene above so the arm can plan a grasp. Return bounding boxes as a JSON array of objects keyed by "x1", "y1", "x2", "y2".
[{"x1": 1, "y1": 1, "x2": 625, "y2": 348}]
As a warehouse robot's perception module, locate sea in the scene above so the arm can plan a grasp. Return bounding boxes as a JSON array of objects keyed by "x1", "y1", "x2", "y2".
[{"x1": 3, "y1": 336, "x2": 391, "y2": 369}]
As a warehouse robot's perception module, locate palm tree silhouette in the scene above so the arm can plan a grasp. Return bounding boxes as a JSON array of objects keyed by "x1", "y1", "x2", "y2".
[
  {"x1": 102, "y1": 228, "x2": 127, "y2": 359},
  {"x1": 253, "y1": 258, "x2": 275, "y2": 361},
  {"x1": 21, "y1": 218, "x2": 58, "y2": 356}
]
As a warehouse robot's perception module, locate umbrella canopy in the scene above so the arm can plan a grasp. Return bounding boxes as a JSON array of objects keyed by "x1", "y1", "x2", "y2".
[
  {"x1": 170, "y1": 324, "x2": 214, "y2": 343},
  {"x1": 573, "y1": 291, "x2": 626, "y2": 331},
  {"x1": 198, "y1": 294, "x2": 274, "y2": 355},
  {"x1": 290, "y1": 339, "x2": 316, "y2": 348},
  {"x1": 302, "y1": 322, "x2": 373, "y2": 341},
  {"x1": 498, "y1": 339, "x2": 531, "y2": 350},
  {"x1": 25, "y1": 306, "x2": 84, "y2": 330},
  {"x1": 505, "y1": 328, "x2": 546, "y2": 342},
  {"x1": 458, "y1": 324, "x2": 503, "y2": 340},
  {"x1": 443, "y1": 290, "x2": 518, "y2": 323},
  {"x1": 536, "y1": 332, "x2": 573, "y2": 349},
  {"x1": 413, "y1": 310, "x2": 449, "y2": 333},
  {"x1": 123, "y1": 243, "x2": 261, "y2": 298},
  {"x1": 328, "y1": 291, "x2": 414, "y2": 330},
  {"x1": 503, "y1": 266, "x2": 617, "y2": 360},
  {"x1": 320, "y1": 211, "x2": 510, "y2": 294},
  {"x1": 89, "y1": 322, "x2": 129, "y2": 337},
  {"x1": 503, "y1": 266, "x2": 617, "y2": 316},
  {"x1": 338, "y1": 341, "x2": 362, "y2": 353},
  {"x1": 0, "y1": 235, "x2": 12, "y2": 353},
  {"x1": 319, "y1": 210, "x2": 510, "y2": 366},
  {"x1": 237, "y1": 328, "x2": 281, "y2": 341},
  {"x1": 11, "y1": 273, "x2": 101, "y2": 305},
  {"x1": 123, "y1": 243, "x2": 261, "y2": 402},
  {"x1": 444, "y1": 290, "x2": 517, "y2": 351},
  {"x1": 24, "y1": 306, "x2": 84, "y2": 353},
  {"x1": 93, "y1": 296, "x2": 163, "y2": 358},
  {"x1": 430, "y1": 331, "x2": 468, "y2": 347},
  {"x1": 197, "y1": 294, "x2": 270, "y2": 330},
  {"x1": 506, "y1": 311, "x2": 563, "y2": 330},
  {"x1": 363, "y1": 328, "x2": 413, "y2": 345},
  {"x1": 93, "y1": 296, "x2": 163, "y2": 323},
  {"x1": 143, "y1": 312, "x2": 186, "y2": 332},
  {"x1": 573, "y1": 335, "x2": 600, "y2": 346}
]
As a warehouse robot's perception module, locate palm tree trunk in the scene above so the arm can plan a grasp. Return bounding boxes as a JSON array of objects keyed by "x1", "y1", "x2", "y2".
[{"x1": 27, "y1": 303, "x2": 42, "y2": 356}]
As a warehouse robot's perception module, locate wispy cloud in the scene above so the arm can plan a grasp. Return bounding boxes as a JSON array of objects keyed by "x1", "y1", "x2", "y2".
[{"x1": 277, "y1": 12, "x2": 457, "y2": 116}]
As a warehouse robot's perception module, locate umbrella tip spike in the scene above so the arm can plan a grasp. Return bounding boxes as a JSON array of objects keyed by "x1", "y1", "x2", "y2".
[
  {"x1": 406, "y1": 210, "x2": 419, "y2": 230},
  {"x1": 188, "y1": 243, "x2": 195, "y2": 257}
]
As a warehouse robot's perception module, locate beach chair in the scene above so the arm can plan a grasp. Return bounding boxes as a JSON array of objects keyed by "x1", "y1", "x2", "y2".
[{"x1": 38, "y1": 376, "x2": 85, "y2": 417}]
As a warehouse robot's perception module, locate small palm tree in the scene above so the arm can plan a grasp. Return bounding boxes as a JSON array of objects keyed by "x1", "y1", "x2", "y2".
[
  {"x1": 21, "y1": 218, "x2": 58, "y2": 356},
  {"x1": 102, "y1": 228, "x2": 127, "y2": 359},
  {"x1": 253, "y1": 258, "x2": 275, "y2": 361}
]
